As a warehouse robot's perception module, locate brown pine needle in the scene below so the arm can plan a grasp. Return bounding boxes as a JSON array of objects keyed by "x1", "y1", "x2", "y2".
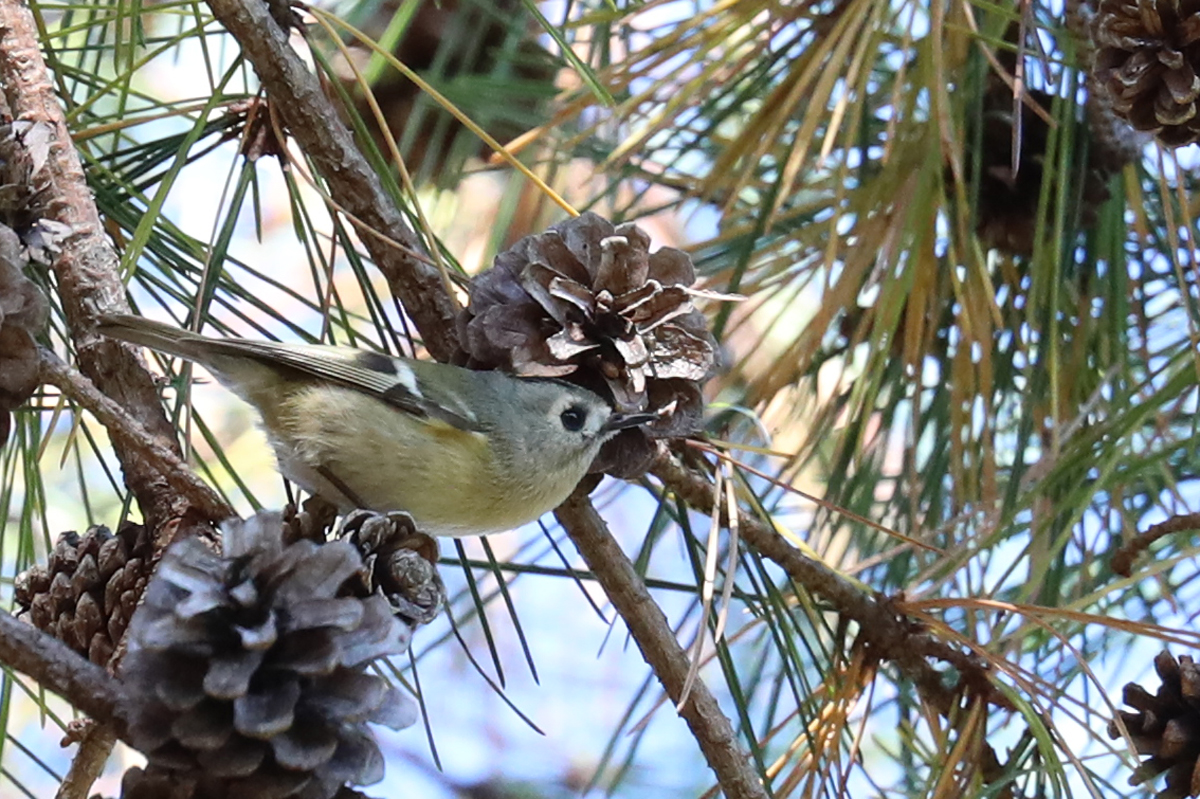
[{"x1": 687, "y1": 439, "x2": 945, "y2": 555}]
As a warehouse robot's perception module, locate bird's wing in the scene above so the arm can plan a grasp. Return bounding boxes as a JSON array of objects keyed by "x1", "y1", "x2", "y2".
[{"x1": 210, "y1": 339, "x2": 482, "y2": 432}]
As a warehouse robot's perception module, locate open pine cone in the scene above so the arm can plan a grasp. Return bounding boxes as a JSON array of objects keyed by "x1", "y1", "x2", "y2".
[
  {"x1": 338, "y1": 509, "x2": 445, "y2": 626},
  {"x1": 0, "y1": 119, "x2": 78, "y2": 445},
  {"x1": 120, "y1": 512, "x2": 419, "y2": 799},
  {"x1": 459, "y1": 212, "x2": 718, "y2": 477},
  {"x1": 1109, "y1": 650, "x2": 1200, "y2": 799},
  {"x1": 1093, "y1": 0, "x2": 1200, "y2": 146}
]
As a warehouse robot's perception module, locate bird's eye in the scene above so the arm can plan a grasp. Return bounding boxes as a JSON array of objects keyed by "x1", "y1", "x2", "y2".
[{"x1": 560, "y1": 405, "x2": 587, "y2": 432}]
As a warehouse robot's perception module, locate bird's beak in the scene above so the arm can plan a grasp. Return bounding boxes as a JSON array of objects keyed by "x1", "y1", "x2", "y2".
[{"x1": 601, "y1": 411, "x2": 658, "y2": 433}]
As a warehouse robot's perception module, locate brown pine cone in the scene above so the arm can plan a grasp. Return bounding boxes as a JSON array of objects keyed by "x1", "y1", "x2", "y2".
[
  {"x1": 338, "y1": 509, "x2": 445, "y2": 626},
  {"x1": 14, "y1": 521, "x2": 151, "y2": 667},
  {"x1": 458, "y1": 212, "x2": 718, "y2": 477},
  {"x1": 971, "y1": 89, "x2": 1120, "y2": 256},
  {"x1": 281, "y1": 495, "x2": 340, "y2": 545},
  {"x1": 1093, "y1": 0, "x2": 1200, "y2": 146},
  {"x1": 1109, "y1": 650, "x2": 1200, "y2": 798},
  {"x1": 957, "y1": 21, "x2": 1133, "y2": 256},
  {"x1": 114, "y1": 765, "x2": 196, "y2": 799},
  {"x1": 0, "y1": 222, "x2": 49, "y2": 446}
]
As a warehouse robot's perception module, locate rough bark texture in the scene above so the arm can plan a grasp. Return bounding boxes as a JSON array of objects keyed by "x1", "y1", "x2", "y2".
[
  {"x1": 0, "y1": 611, "x2": 130, "y2": 739},
  {"x1": 55, "y1": 724, "x2": 117, "y2": 799}
]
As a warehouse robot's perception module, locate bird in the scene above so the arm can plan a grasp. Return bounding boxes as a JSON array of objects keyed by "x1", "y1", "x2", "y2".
[{"x1": 98, "y1": 314, "x2": 655, "y2": 535}]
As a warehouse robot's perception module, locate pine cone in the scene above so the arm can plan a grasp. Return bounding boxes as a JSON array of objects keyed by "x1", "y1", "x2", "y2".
[
  {"x1": 1071, "y1": 0, "x2": 1149, "y2": 169},
  {"x1": 0, "y1": 222, "x2": 48, "y2": 445},
  {"x1": 1109, "y1": 650, "x2": 1200, "y2": 798},
  {"x1": 459, "y1": 212, "x2": 718, "y2": 476},
  {"x1": 14, "y1": 522, "x2": 152, "y2": 667},
  {"x1": 281, "y1": 496, "x2": 340, "y2": 545},
  {"x1": 114, "y1": 766, "x2": 375, "y2": 799},
  {"x1": 0, "y1": 121, "x2": 75, "y2": 261},
  {"x1": 959, "y1": 23, "x2": 1131, "y2": 257},
  {"x1": 338, "y1": 510, "x2": 445, "y2": 626},
  {"x1": 972, "y1": 89, "x2": 1116, "y2": 255},
  {"x1": 1093, "y1": 0, "x2": 1200, "y2": 146},
  {"x1": 121, "y1": 512, "x2": 418, "y2": 799},
  {"x1": 0, "y1": 121, "x2": 75, "y2": 447},
  {"x1": 115, "y1": 765, "x2": 196, "y2": 799}
]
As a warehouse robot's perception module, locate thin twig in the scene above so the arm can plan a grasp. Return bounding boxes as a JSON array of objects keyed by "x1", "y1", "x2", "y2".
[
  {"x1": 55, "y1": 723, "x2": 117, "y2": 799},
  {"x1": 201, "y1": 0, "x2": 462, "y2": 362},
  {"x1": 0, "y1": 0, "x2": 193, "y2": 529},
  {"x1": 555, "y1": 489, "x2": 770, "y2": 799},
  {"x1": 1110, "y1": 512, "x2": 1200, "y2": 578},
  {"x1": 652, "y1": 452, "x2": 1007, "y2": 711},
  {"x1": 39, "y1": 350, "x2": 234, "y2": 521},
  {"x1": 0, "y1": 612, "x2": 130, "y2": 739}
]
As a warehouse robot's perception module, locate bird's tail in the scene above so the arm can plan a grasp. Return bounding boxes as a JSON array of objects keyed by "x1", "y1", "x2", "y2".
[{"x1": 96, "y1": 314, "x2": 218, "y2": 365}]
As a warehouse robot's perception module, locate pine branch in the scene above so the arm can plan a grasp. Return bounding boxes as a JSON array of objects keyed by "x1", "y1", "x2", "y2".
[
  {"x1": 202, "y1": 0, "x2": 462, "y2": 362},
  {"x1": 0, "y1": 612, "x2": 131, "y2": 739},
  {"x1": 0, "y1": 0, "x2": 200, "y2": 530},
  {"x1": 0, "y1": 6, "x2": 239, "y2": 793},
  {"x1": 555, "y1": 489, "x2": 770, "y2": 799},
  {"x1": 200, "y1": 3, "x2": 767, "y2": 795},
  {"x1": 651, "y1": 452, "x2": 1007, "y2": 713},
  {"x1": 1111, "y1": 512, "x2": 1200, "y2": 578},
  {"x1": 39, "y1": 350, "x2": 234, "y2": 521},
  {"x1": 56, "y1": 724, "x2": 118, "y2": 799}
]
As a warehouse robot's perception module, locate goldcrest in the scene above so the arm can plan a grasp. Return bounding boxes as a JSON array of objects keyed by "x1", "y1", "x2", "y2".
[{"x1": 98, "y1": 315, "x2": 655, "y2": 536}]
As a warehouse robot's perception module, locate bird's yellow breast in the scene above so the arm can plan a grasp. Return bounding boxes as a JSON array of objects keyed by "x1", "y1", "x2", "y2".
[{"x1": 264, "y1": 386, "x2": 568, "y2": 535}]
